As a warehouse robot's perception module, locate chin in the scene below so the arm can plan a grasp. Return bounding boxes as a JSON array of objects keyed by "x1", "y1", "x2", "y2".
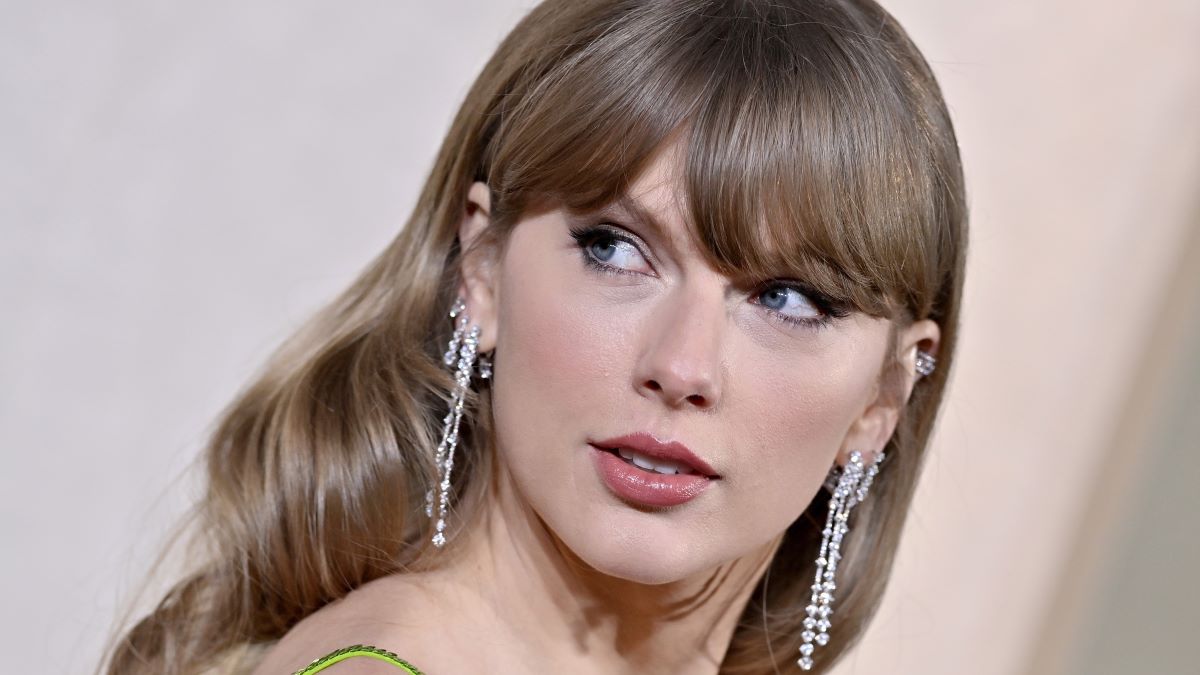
[{"x1": 551, "y1": 508, "x2": 723, "y2": 586}]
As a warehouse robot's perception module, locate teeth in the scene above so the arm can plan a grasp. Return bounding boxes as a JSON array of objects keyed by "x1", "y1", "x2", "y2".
[{"x1": 615, "y1": 447, "x2": 695, "y2": 475}]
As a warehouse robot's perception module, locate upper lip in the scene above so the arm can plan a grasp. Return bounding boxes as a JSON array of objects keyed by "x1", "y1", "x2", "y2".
[{"x1": 590, "y1": 432, "x2": 720, "y2": 478}]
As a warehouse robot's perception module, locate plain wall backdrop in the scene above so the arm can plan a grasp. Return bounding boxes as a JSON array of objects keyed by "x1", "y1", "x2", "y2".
[{"x1": 2, "y1": 1, "x2": 1197, "y2": 673}]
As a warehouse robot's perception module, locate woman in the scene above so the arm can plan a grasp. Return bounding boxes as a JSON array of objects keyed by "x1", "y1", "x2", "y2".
[{"x1": 105, "y1": 0, "x2": 966, "y2": 673}]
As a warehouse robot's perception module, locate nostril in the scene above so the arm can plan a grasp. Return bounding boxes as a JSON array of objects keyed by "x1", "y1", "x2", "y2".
[
  {"x1": 685, "y1": 394, "x2": 706, "y2": 406},
  {"x1": 646, "y1": 380, "x2": 663, "y2": 392}
]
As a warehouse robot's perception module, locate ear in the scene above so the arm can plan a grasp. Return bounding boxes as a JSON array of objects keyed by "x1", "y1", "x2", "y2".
[
  {"x1": 836, "y1": 319, "x2": 941, "y2": 467},
  {"x1": 456, "y1": 181, "x2": 499, "y2": 353}
]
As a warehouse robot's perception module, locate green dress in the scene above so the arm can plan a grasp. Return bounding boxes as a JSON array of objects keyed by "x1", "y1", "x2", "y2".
[{"x1": 293, "y1": 645, "x2": 424, "y2": 674}]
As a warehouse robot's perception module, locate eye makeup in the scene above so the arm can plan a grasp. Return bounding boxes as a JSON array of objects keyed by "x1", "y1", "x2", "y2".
[
  {"x1": 568, "y1": 222, "x2": 852, "y2": 332},
  {"x1": 749, "y1": 280, "x2": 851, "y2": 331},
  {"x1": 568, "y1": 223, "x2": 654, "y2": 278}
]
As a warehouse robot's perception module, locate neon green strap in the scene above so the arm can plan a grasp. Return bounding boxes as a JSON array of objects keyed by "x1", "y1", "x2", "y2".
[{"x1": 292, "y1": 644, "x2": 425, "y2": 674}]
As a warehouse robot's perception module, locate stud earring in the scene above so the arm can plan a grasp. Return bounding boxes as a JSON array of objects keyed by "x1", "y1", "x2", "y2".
[
  {"x1": 915, "y1": 349, "x2": 937, "y2": 378},
  {"x1": 424, "y1": 297, "x2": 488, "y2": 548},
  {"x1": 799, "y1": 450, "x2": 885, "y2": 670}
]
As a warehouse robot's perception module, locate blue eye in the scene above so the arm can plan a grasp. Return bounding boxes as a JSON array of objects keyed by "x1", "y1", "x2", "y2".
[
  {"x1": 587, "y1": 238, "x2": 621, "y2": 262},
  {"x1": 570, "y1": 226, "x2": 652, "y2": 275},
  {"x1": 757, "y1": 285, "x2": 821, "y2": 319},
  {"x1": 752, "y1": 282, "x2": 849, "y2": 330}
]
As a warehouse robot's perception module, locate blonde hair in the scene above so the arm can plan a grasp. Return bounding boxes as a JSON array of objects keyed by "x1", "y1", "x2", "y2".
[{"x1": 104, "y1": 1, "x2": 967, "y2": 673}]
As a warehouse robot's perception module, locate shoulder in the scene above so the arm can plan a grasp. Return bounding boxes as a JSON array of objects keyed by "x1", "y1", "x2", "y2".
[{"x1": 250, "y1": 576, "x2": 440, "y2": 675}]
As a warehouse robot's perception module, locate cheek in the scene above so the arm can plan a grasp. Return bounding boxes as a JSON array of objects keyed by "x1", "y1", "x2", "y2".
[
  {"x1": 756, "y1": 356, "x2": 864, "y2": 451},
  {"x1": 494, "y1": 266, "x2": 618, "y2": 419},
  {"x1": 726, "y1": 329, "x2": 884, "y2": 507},
  {"x1": 488, "y1": 222, "x2": 632, "y2": 469}
]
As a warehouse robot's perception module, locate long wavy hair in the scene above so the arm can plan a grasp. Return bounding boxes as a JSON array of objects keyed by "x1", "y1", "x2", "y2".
[{"x1": 103, "y1": 0, "x2": 967, "y2": 673}]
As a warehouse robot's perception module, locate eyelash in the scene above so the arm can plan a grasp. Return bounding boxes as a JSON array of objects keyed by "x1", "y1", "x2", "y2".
[
  {"x1": 569, "y1": 224, "x2": 852, "y2": 331},
  {"x1": 754, "y1": 285, "x2": 850, "y2": 331},
  {"x1": 568, "y1": 224, "x2": 648, "y2": 278}
]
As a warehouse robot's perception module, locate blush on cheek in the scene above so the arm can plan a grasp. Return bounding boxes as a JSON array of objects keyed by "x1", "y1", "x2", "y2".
[
  {"x1": 500, "y1": 280, "x2": 609, "y2": 402},
  {"x1": 492, "y1": 229, "x2": 627, "y2": 446},
  {"x1": 725, "y1": 338, "x2": 882, "y2": 499}
]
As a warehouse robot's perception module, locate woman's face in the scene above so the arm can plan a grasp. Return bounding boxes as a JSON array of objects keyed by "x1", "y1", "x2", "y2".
[{"x1": 463, "y1": 141, "x2": 929, "y2": 585}]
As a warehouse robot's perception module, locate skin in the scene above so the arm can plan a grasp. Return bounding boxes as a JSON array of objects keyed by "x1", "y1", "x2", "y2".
[{"x1": 255, "y1": 139, "x2": 939, "y2": 675}]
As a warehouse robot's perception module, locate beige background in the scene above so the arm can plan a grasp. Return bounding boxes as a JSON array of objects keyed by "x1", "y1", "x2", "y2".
[{"x1": 1, "y1": 1, "x2": 1196, "y2": 673}]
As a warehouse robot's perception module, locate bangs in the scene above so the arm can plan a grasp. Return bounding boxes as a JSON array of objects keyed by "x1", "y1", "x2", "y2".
[{"x1": 484, "y1": 0, "x2": 949, "y2": 320}]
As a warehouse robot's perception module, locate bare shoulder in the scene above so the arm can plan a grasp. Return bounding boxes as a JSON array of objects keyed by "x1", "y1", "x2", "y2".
[{"x1": 250, "y1": 575, "x2": 442, "y2": 675}]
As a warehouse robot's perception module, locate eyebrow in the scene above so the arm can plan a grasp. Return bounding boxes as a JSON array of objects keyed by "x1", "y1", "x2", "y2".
[{"x1": 602, "y1": 191, "x2": 683, "y2": 256}]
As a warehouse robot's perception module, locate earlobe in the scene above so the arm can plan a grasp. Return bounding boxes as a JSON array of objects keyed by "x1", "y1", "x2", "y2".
[
  {"x1": 836, "y1": 408, "x2": 899, "y2": 469},
  {"x1": 456, "y1": 181, "x2": 500, "y2": 352}
]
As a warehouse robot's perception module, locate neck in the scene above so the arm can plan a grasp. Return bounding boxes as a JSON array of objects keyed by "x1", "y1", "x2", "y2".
[{"x1": 431, "y1": 460, "x2": 780, "y2": 675}]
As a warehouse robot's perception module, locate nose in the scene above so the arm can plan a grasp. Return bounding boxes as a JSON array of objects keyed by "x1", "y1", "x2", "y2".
[{"x1": 633, "y1": 285, "x2": 725, "y2": 410}]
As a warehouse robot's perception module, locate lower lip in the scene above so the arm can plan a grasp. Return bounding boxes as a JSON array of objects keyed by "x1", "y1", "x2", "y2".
[{"x1": 589, "y1": 444, "x2": 714, "y2": 508}]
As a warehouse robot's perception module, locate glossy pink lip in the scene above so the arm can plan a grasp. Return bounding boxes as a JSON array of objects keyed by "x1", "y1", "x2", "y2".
[
  {"x1": 587, "y1": 432, "x2": 720, "y2": 509},
  {"x1": 591, "y1": 432, "x2": 720, "y2": 478}
]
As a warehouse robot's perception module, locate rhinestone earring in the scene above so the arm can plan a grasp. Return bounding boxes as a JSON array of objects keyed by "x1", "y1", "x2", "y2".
[
  {"x1": 915, "y1": 349, "x2": 937, "y2": 378},
  {"x1": 799, "y1": 450, "x2": 885, "y2": 670},
  {"x1": 424, "y1": 297, "x2": 490, "y2": 548}
]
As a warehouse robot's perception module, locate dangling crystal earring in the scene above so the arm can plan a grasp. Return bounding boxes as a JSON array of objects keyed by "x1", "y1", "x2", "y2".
[
  {"x1": 798, "y1": 450, "x2": 885, "y2": 670},
  {"x1": 424, "y1": 297, "x2": 489, "y2": 548}
]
